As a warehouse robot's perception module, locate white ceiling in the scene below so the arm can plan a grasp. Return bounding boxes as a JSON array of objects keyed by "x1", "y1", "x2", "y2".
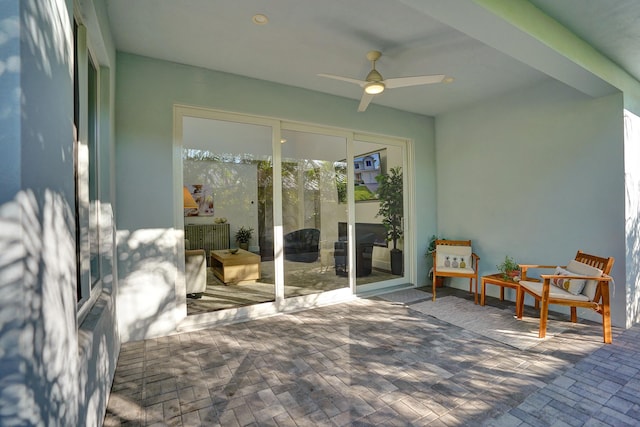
[{"x1": 105, "y1": 0, "x2": 640, "y2": 117}]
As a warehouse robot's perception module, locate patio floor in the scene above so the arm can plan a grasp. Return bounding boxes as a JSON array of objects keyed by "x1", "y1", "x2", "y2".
[{"x1": 104, "y1": 287, "x2": 640, "y2": 426}]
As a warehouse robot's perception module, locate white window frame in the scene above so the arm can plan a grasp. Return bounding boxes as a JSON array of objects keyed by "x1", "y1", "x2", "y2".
[{"x1": 75, "y1": 18, "x2": 103, "y2": 323}]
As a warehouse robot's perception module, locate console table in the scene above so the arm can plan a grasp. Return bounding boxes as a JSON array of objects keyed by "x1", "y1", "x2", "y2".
[{"x1": 184, "y1": 223, "x2": 230, "y2": 265}]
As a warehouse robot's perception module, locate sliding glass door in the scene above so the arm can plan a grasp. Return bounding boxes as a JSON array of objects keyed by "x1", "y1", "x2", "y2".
[
  {"x1": 182, "y1": 117, "x2": 275, "y2": 314},
  {"x1": 176, "y1": 106, "x2": 411, "y2": 318},
  {"x1": 280, "y1": 129, "x2": 349, "y2": 298},
  {"x1": 352, "y1": 140, "x2": 406, "y2": 290}
]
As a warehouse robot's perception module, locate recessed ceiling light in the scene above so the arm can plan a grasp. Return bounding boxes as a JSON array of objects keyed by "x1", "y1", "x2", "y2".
[
  {"x1": 443, "y1": 77, "x2": 455, "y2": 83},
  {"x1": 252, "y1": 14, "x2": 268, "y2": 25}
]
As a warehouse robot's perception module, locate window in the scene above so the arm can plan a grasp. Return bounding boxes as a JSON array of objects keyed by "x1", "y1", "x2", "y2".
[
  {"x1": 74, "y1": 18, "x2": 102, "y2": 319},
  {"x1": 88, "y1": 55, "x2": 100, "y2": 288}
]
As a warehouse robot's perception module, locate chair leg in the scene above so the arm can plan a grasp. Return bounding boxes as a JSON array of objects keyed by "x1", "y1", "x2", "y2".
[
  {"x1": 470, "y1": 278, "x2": 478, "y2": 304},
  {"x1": 432, "y1": 274, "x2": 437, "y2": 301},
  {"x1": 570, "y1": 307, "x2": 577, "y2": 323},
  {"x1": 603, "y1": 313, "x2": 612, "y2": 344},
  {"x1": 538, "y1": 279, "x2": 553, "y2": 338},
  {"x1": 539, "y1": 298, "x2": 549, "y2": 339},
  {"x1": 515, "y1": 287, "x2": 524, "y2": 319},
  {"x1": 474, "y1": 277, "x2": 478, "y2": 304},
  {"x1": 602, "y1": 293, "x2": 612, "y2": 344}
]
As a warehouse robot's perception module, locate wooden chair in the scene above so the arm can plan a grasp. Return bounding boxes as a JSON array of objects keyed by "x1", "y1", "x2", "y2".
[
  {"x1": 516, "y1": 250, "x2": 615, "y2": 343},
  {"x1": 431, "y1": 240, "x2": 479, "y2": 302}
]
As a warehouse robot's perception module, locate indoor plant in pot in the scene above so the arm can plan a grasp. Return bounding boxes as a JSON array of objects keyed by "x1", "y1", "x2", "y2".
[
  {"x1": 375, "y1": 166, "x2": 404, "y2": 275},
  {"x1": 497, "y1": 255, "x2": 520, "y2": 280},
  {"x1": 235, "y1": 226, "x2": 254, "y2": 251}
]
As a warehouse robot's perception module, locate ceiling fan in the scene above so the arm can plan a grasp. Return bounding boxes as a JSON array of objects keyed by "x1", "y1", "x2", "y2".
[{"x1": 319, "y1": 50, "x2": 453, "y2": 112}]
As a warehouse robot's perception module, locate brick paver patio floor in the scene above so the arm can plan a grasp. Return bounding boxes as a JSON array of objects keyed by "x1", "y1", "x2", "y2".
[{"x1": 104, "y1": 288, "x2": 640, "y2": 426}]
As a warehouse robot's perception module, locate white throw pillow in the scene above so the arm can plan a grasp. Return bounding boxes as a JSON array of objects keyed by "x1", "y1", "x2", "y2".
[
  {"x1": 550, "y1": 266, "x2": 587, "y2": 295},
  {"x1": 436, "y1": 245, "x2": 472, "y2": 268},
  {"x1": 454, "y1": 255, "x2": 469, "y2": 269},
  {"x1": 566, "y1": 260, "x2": 603, "y2": 300},
  {"x1": 439, "y1": 254, "x2": 469, "y2": 268}
]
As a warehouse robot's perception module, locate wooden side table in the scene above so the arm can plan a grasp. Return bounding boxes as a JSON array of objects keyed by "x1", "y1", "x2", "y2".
[
  {"x1": 481, "y1": 273, "x2": 540, "y2": 307},
  {"x1": 480, "y1": 273, "x2": 520, "y2": 306}
]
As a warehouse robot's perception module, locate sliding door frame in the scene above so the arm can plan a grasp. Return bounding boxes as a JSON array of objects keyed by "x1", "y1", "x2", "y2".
[{"x1": 173, "y1": 105, "x2": 416, "y2": 329}]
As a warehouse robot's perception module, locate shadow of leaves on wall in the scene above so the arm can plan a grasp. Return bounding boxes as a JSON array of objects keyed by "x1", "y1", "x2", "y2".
[
  {"x1": 116, "y1": 227, "x2": 181, "y2": 342},
  {"x1": 0, "y1": 189, "x2": 78, "y2": 425}
]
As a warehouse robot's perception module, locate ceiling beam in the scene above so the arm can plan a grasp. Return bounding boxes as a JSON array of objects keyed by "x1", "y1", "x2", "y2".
[{"x1": 398, "y1": 0, "x2": 619, "y2": 99}]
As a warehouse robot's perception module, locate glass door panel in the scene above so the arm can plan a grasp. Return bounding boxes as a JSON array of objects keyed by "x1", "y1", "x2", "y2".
[
  {"x1": 353, "y1": 141, "x2": 405, "y2": 288},
  {"x1": 182, "y1": 117, "x2": 275, "y2": 314},
  {"x1": 281, "y1": 129, "x2": 348, "y2": 297}
]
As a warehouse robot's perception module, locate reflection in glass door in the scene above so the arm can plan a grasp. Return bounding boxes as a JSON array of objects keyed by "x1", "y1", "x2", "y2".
[
  {"x1": 176, "y1": 107, "x2": 411, "y2": 318},
  {"x1": 280, "y1": 129, "x2": 349, "y2": 297},
  {"x1": 353, "y1": 140, "x2": 405, "y2": 289},
  {"x1": 182, "y1": 117, "x2": 275, "y2": 315}
]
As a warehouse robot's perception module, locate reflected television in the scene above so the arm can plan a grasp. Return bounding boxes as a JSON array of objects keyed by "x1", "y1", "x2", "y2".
[{"x1": 338, "y1": 222, "x2": 388, "y2": 247}]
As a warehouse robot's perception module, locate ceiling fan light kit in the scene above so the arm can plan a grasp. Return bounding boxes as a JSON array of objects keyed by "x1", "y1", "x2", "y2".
[
  {"x1": 319, "y1": 50, "x2": 451, "y2": 112},
  {"x1": 365, "y1": 82, "x2": 385, "y2": 94}
]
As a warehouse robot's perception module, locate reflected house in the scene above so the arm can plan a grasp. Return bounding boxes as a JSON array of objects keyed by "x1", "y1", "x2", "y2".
[
  {"x1": 3, "y1": 1, "x2": 639, "y2": 427},
  {"x1": 354, "y1": 154, "x2": 381, "y2": 187}
]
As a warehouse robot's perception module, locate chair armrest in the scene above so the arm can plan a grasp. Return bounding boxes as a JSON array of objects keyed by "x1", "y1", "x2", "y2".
[
  {"x1": 518, "y1": 264, "x2": 558, "y2": 270},
  {"x1": 185, "y1": 249, "x2": 205, "y2": 257},
  {"x1": 471, "y1": 252, "x2": 479, "y2": 270},
  {"x1": 540, "y1": 273, "x2": 612, "y2": 282},
  {"x1": 519, "y1": 264, "x2": 564, "y2": 280}
]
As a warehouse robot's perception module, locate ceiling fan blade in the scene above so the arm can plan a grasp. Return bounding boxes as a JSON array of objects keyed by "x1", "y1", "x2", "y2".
[
  {"x1": 357, "y1": 92, "x2": 375, "y2": 112},
  {"x1": 384, "y1": 74, "x2": 446, "y2": 89},
  {"x1": 318, "y1": 73, "x2": 367, "y2": 87}
]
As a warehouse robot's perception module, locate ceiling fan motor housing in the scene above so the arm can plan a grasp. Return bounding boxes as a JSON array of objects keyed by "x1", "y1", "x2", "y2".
[{"x1": 366, "y1": 69, "x2": 383, "y2": 82}]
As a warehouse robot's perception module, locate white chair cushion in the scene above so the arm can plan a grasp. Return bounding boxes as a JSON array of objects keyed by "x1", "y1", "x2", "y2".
[
  {"x1": 519, "y1": 280, "x2": 590, "y2": 302},
  {"x1": 436, "y1": 245, "x2": 472, "y2": 269},
  {"x1": 436, "y1": 267, "x2": 476, "y2": 275},
  {"x1": 566, "y1": 260, "x2": 603, "y2": 300},
  {"x1": 550, "y1": 266, "x2": 587, "y2": 295},
  {"x1": 185, "y1": 249, "x2": 207, "y2": 294}
]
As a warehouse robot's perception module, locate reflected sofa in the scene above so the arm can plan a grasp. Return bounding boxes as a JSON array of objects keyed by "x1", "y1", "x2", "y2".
[{"x1": 185, "y1": 239, "x2": 207, "y2": 298}]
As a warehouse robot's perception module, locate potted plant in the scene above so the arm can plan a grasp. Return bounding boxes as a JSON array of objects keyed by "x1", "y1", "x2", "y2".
[
  {"x1": 425, "y1": 235, "x2": 445, "y2": 287},
  {"x1": 375, "y1": 166, "x2": 404, "y2": 275},
  {"x1": 426, "y1": 234, "x2": 445, "y2": 256},
  {"x1": 235, "y1": 226, "x2": 254, "y2": 250},
  {"x1": 497, "y1": 255, "x2": 520, "y2": 280}
]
